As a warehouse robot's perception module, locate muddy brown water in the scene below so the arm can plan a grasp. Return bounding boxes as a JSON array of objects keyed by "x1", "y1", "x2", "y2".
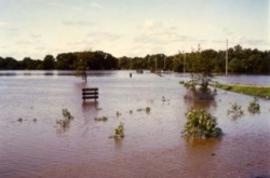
[{"x1": 0, "y1": 71, "x2": 269, "y2": 178}]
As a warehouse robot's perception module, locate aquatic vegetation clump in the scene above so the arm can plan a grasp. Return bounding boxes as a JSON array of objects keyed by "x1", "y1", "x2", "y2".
[
  {"x1": 137, "y1": 107, "x2": 151, "y2": 113},
  {"x1": 17, "y1": 118, "x2": 23, "y2": 122},
  {"x1": 145, "y1": 107, "x2": 151, "y2": 113},
  {"x1": 182, "y1": 76, "x2": 216, "y2": 101},
  {"x1": 57, "y1": 109, "x2": 74, "y2": 128},
  {"x1": 248, "y1": 98, "x2": 260, "y2": 114},
  {"x1": 114, "y1": 122, "x2": 124, "y2": 139},
  {"x1": 95, "y1": 116, "x2": 108, "y2": 122},
  {"x1": 62, "y1": 109, "x2": 74, "y2": 120},
  {"x1": 116, "y1": 111, "x2": 121, "y2": 117},
  {"x1": 184, "y1": 109, "x2": 222, "y2": 139},
  {"x1": 227, "y1": 103, "x2": 244, "y2": 119}
]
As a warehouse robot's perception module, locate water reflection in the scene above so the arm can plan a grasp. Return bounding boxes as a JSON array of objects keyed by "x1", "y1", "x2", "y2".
[
  {"x1": 184, "y1": 97, "x2": 217, "y2": 111},
  {"x1": 56, "y1": 120, "x2": 72, "y2": 136},
  {"x1": 184, "y1": 137, "x2": 222, "y2": 148},
  {"x1": 113, "y1": 137, "x2": 124, "y2": 150}
]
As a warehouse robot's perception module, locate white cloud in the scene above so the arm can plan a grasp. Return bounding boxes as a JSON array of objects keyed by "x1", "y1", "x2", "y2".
[
  {"x1": 0, "y1": 21, "x2": 8, "y2": 27},
  {"x1": 62, "y1": 20, "x2": 94, "y2": 27},
  {"x1": 89, "y1": 2, "x2": 103, "y2": 9}
]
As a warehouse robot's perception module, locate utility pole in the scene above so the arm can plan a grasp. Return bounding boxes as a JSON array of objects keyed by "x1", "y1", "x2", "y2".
[
  {"x1": 163, "y1": 55, "x2": 166, "y2": 71},
  {"x1": 182, "y1": 50, "x2": 186, "y2": 73},
  {"x1": 155, "y1": 56, "x2": 157, "y2": 72},
  {"x1": 198, "y1": 44, "x2": 201, "y2": 53},
  {"x1": 225, "y1": 39, "x2": 228, "y2": 76}
]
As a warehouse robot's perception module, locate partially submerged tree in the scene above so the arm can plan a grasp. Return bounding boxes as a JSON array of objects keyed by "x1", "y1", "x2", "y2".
[
  {"x1": 183, "y1": 50, "x2": 216, "y2": 100},
  {"x1": 75, "y1": 52, "x2": 89, "y2": 83}
]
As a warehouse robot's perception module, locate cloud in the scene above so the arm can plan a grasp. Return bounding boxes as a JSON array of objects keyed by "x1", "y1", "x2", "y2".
[
  {"x1": 89, "y1": 2, "x2": 103, "y2": 9},
  {"x1": 239, "y1": 37, "x2": 269, "y2": 46},
  {"x1": 134, "y1": 20, "x2": 197, "y2": 45},
  {"x1": 62, "y1": 20, "x2": 94, "y2": 27},
  {"x1": 0, "y1": 21, "x2": 8, "y2": 27}
]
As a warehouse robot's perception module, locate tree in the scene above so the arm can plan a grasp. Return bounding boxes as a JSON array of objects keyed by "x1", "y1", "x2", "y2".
[{"x1": 43, "y1": 55, "x2": 55, "y2": 70}]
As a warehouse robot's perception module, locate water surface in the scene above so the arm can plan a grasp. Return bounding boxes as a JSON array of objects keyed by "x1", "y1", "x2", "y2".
[{"x1": 0, "y1": 71, "x2": 269, "y2": 178}]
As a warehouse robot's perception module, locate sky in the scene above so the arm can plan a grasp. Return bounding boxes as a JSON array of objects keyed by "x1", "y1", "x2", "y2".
[{"x1": 0, "y1": 0, "x2": 269, "y2": 59}]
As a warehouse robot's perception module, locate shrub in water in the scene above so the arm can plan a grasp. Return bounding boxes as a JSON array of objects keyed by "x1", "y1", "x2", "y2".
[
  {"x1": 57, "y1": 109, "x2": 74, "y2": 128},
  {"x1": 62, "y1": 109, "x2": 73, "y2": 120},
  {"x1": 114, "y1": 122, "x2": 124, "y2": 139},
  {"x1": 145, "y1": 107, "x2": 151, "y2": 113},
  {"x1": 184, "y1": 109, "x2": 222, "y2": 139},
  {"x1": 248, "y1": 98, "x2": 260, "y2": 114},
  {"x1": 227, "y1": 103, "x2": 244, "y2": 119},
  {"x1": 95, "y1": 116, "x2": 108, "y2": 122},
  {"x1": 116, "y1": 111, "x2": 121, "y2": 117}
]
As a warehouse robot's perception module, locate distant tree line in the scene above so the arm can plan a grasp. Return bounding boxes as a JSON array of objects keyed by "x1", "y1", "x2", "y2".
[{"x1": 0, "y1": 45, "x2": 269, "y2": 74}]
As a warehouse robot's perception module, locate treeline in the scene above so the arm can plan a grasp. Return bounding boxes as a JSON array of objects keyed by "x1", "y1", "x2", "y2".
[{"x1": 0, "y1": 45, "x2": 269, "y2": 74}]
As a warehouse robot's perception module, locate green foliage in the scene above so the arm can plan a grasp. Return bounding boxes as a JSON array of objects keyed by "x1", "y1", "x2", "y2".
[
  {"x1": 0, "y1": 45, "x2": 270, "y2": 74},
  {"x1": 43, "y1": 55, "x2": 55, "y2": 70},
  {"x1": 214, "y1": 83, "x2": 270, "y2": 99},
  {"x1": 248, "y1": 98, "x2": 260, "y2": 114},
  {"x1": 114, "y1": 122, "x2": 124, "y2": 139},
  {"x1": 184, "y1": 109, "x2": 222, "y2": 138},
  {"x1": 227, "y1": 103, "x2": 244, "y2": 119}
]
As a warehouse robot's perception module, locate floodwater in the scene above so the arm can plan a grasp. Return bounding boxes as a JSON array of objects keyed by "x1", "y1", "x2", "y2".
[{"x1": 0, "y1": 71, "x2": 269, "y2": 178}]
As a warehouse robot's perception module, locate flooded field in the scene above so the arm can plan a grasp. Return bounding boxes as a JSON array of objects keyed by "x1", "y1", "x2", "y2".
[{"x1": 0, "y1": 71, "x2": 270, "y2": 178}]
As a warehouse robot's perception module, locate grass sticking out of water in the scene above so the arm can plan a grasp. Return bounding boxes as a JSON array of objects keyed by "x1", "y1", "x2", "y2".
[
  {"x1": 114, "y1": 122, "x2": 124, "y2": 139},
  {"x1": 227, "y1": 103, "x2": 244, "y2": 120},
  {"x1": 57, "y1": 109, "x2": 74, "y2": 128},
  {"x1": 95, "y1": 116, "x2": 108, "y2": 122},
  {"x1": 248, "y1": 98, "x2": 260, "y2": 114},
  {"x1": 137, "y1": 107, "x2": 151, "y2": 114},
  {"x1": 213, "y1": 82, "x2": 270, "y2": 99}
]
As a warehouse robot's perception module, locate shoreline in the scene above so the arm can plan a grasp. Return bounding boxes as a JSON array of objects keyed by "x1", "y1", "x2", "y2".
[{"x1": 212, "y1": 82, "x2": 270, "y2": 99}]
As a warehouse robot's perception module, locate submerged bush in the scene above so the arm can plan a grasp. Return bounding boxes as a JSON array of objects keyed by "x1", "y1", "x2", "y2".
[
  {"x1": 95, "y1": 116, "x2": 108, "y2": 122},
  {"x1": 62, "y1": 109, "x2": 74, "y2": 120},
  {"x1": 137, "y1": 107, "x2": 151, "y2": 114},
  {"x1": 183, "y1": 109, "x2": 222, "y2": 139},
  {"x1": 116, "y1": 111, "x2": 121, "y2": 117},
  {"x1": 181, "y1": 76, "x2": 216, "y2": 101},
  {"x1": 114, "y1": 122, "x2": 124, "y2": 139},
  {"x1": 145, "y1": 107, "x2": 151, "y2": 113},
  {"x1": 227, "y1": 103, "x2": 244, "y2": 119},
  {"x1": 57, "y1": 109, "x2": 74, "y2": 128},
  {"x1": 248, "y1": 98, "x2": 260, "y2": 114}
]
